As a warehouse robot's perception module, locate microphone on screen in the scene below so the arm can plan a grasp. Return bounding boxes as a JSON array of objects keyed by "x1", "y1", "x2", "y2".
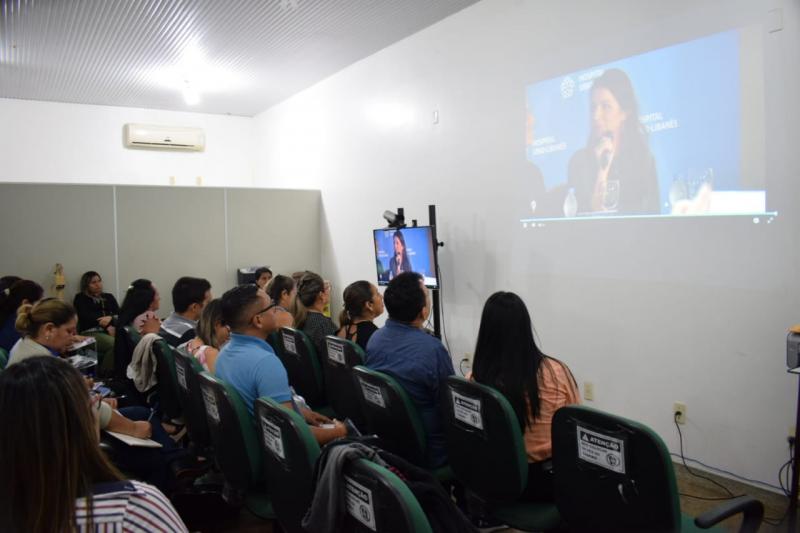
[{"x1": 598, "y1": 132, "x2": 614, "y2": 170}]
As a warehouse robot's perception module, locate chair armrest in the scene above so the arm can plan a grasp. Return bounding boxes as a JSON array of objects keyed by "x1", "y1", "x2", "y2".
[{"x1": 694, "y1": 495, "x2": 764, "y2": 533}]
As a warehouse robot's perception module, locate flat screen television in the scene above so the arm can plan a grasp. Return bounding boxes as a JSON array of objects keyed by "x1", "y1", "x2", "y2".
[{"x1": 373, "y1": 226, "x2": 439, "y2": 288}]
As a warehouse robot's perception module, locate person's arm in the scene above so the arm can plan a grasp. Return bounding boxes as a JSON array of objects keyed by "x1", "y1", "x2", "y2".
[
  {"x1": 205, "y1": 347, "x2": 219, "y2": 375},
  {"x1": 105, "y1": 409, "x2": 153, "y2": 439},
  {"x1": 280, "y1": 401, "x2": 346, "y2": 444}
]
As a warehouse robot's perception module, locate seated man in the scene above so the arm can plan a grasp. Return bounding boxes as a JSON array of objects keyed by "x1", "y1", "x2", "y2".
[
  {"x1": 365, "y1": 272, "x2": 454, "y2": 467},
  {"x1": 160, "y1": 277, "x2": 211, "y2": 347},
  {"x1": 214, "y1": 284, "x2": 346, "y2": 444}
]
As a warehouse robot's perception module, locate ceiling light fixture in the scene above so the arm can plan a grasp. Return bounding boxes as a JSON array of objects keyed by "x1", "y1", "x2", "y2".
[{"x1": 146, "y1": 40, "x2": 243, "y2": 106}]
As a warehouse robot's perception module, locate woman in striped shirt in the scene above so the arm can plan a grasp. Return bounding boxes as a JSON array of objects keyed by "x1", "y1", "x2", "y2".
[{"x1": 0, "y1": 356, "x2": 187, "y2": 532}]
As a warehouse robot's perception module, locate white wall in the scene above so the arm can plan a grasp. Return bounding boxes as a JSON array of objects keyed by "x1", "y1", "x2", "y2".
[
  {"x1": 252, "y1": 0, "x2": 800, "y2": 488},
  {"x1": 0, "y1": 98, "x2": 255, "y2": 187}
]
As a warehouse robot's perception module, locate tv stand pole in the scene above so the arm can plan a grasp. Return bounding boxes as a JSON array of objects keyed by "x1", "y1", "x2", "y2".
[
  {"x1": 788, "y1": 366, "x2": 800, "y2": 532},
  {"x1": 428, "y1": 204, "x2": 442, "y2": 340}
]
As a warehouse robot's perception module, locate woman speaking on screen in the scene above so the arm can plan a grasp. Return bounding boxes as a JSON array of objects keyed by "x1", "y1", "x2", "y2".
[
  {"x1": 388, "y1": 231, "x2": 413, "y2": 279},
  {"x1": 567, "y1": 68, "x2": 660, "y2": 215}
]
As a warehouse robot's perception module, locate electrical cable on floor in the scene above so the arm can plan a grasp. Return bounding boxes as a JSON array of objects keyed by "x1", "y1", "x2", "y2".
[
  {"x1": 673, "y1": 413, "x2": 794, "y2": 527},
  {"x1": 674, "y1": 413, "x2": 740, "y2": 499},
  {"x1": 759, "y1": 440, "x2": 795, "y2": 527},
  {"x1": 668, "y1": 454, "x2": 785, "y2": 493}
]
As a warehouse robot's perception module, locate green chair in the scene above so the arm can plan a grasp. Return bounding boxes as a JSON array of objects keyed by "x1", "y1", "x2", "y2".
[
  {"x1": 338, "y1": 458, "x2": 433, "y2": 533},
  {"x1": 276, "y1": 327, "x2": 326, "y2": 409},
  {"x1": 112, "y1": 325, "x2": 141, "y2": 380},
  {"x1": 254, "y1": 397, "x2": 320, "y2": 533},
  {"x1": 174, "y1": 347, "x2": 213, "y2": 454},
  {"x1": 0, "y1": 347, "x2": 8, "y2": 369},
  {"x1": 552, "y1": 405, "x2": 764, "y2": 532},
  {"x1": 441, "y1": 376, "x2": 561, "y2": 532},
  {"x1": 197, "y1": 372, "x2": 274, "y2": 519},
  {"x1": 323, "y1": 335, "x2": 367, "y2": 427},
  {"x1": 352, "y1": 366, "x2": 431, "y2": 468},
  {"x1": 152, "y1": 339, "x2": 182, "y2": 420}
]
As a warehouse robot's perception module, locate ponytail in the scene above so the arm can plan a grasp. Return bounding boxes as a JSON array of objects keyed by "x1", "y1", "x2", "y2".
[
  {"x1": 339, "y1": 281, "x2": 373, "y2": 330},
  {"x1": 293, "y1": 272, "x2": 325, "y2": 329}
]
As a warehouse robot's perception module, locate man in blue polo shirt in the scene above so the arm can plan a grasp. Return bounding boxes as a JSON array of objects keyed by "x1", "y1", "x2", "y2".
[
  {"x1": 215, "y1": 284, "x2": 346, "y2": 444},
  {"x1": 366, "y1": 271, "x2": 455, "y2": 467}
]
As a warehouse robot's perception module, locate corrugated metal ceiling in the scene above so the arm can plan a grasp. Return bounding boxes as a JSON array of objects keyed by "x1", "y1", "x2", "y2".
[{"x1": 0, "y1": 0, "x2": 478, "y2": 116}]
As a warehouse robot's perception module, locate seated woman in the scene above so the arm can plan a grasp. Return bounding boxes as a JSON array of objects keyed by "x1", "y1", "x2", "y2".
[
  {"x1": 9, "y1": 298, "x2": 187, "y2": 491},
  {"x1": 73, "y1": 271, "x2": 120, "y2": 374},
  {"x1": 179, "y1": 298, "x2": 229, "y2": 373},
  {"x1": 471, "y1": 291, "x2": 580, "y2": 502},
  {"x1": 0, "y1": 279, "x2": 43, "y2": 353},
  {"x1": 118, "y1": 279, "x2": 162, "y2": 335},
  {"x1": 336, "y1": 280, "x2": 384, "y2": 352},
  {"x1": 0, "y1": 356, "x2": 187, "y2": 532},
  {"x1": 293, "y1": 272, "x2": 337, "y2": 357},
  {"x1": 265, "y1": 274, "x2": 296, "y2": 330}
]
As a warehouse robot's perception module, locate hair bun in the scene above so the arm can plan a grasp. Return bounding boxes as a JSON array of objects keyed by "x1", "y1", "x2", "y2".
[{"x1": 14, "y1": 303, "x2": 34, "y2": 333}]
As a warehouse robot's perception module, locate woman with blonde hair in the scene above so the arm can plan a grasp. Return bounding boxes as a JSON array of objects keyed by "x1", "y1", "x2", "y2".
[
  {"x1": 179, "y1": 298, "x2": 229, "y2": 373},
  {"x1": 8, "y1": 298, "x2": 79, "y2": 366}
]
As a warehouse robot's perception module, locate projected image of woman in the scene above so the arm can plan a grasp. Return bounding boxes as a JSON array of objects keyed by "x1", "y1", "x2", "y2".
[
  {"x1": 567, "y1": 68, "x2": 659, "y2": 215},
  {"x1": 388, "y1": 231, "x2": 412, "y2": 279}
]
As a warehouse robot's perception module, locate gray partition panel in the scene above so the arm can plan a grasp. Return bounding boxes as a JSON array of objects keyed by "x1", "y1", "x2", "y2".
[
  {"x1": 0, "y1": 184, "x2": 322, "y2": 314},
  {"x1": 115, "y1": 186, "x2": 228, "y2": 311},
  {"x1": 226, "y1": 188, "x2": 321, "y2": 280},
  {"x1": 0, "y1": 184, "x2": 117, "y2": 303}
]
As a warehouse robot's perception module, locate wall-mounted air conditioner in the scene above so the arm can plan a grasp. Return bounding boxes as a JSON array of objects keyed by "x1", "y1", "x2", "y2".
[{"x1": 123, "y1": 123, "x2": 205, "y2": 151}]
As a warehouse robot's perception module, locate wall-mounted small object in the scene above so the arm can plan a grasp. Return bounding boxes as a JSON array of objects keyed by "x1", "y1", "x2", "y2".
[{"x1": 123, "y1": 123, "x2": 205, "y2": 151}]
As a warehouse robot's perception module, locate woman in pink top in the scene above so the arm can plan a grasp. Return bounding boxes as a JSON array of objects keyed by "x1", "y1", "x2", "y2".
[
  {"x1": 472, "y1": 291, "x2": 580, "y2": 502},
  {"x1": 180, "y1": 298, "x2": 229, "y2": 374}
]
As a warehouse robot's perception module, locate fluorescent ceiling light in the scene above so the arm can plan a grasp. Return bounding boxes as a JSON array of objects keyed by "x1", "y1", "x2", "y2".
[{"x1": 145, "y1": 40, "x2": 244, "y2": 104}]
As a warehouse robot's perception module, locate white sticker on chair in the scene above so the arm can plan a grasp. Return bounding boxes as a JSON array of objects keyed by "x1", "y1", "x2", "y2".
[
  {"x1": 452, "y1": 391, "x2": 483, "y2": 430},
  {"x1": 345, "y1": 475, "x2": 377, "y2": 531},
  {"x1": 359, "y1": 379, "x2": 385, "y2": 408},
  {"x1": 260, "y1": 417, "x2": 285, "y2": 460},
  {"x1": 282, "y1": 332, "x2": 297, "y2": 355},
  {"x1": 202, "y1": 387, "x2": 220, "y2": 424},
  {"x1": 576, "y1": 425, "x2": 626, "y2": 474},
  {"x1": 175, "y1": 361, "x2": 187, "y2": 390},
  {"x1": 327, "y1": 339, "x2": 345, "y2": 365}
]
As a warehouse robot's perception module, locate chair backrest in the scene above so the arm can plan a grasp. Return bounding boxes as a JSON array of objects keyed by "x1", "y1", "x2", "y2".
[
  {"x1": 0, "y1": 347, "x2": 8, "y2": 369},
  {"x1": 254, "y1": 397, "x2": 321, "y2": 533},
  {"x1": 174, "y1": 347, "x2": 213, "y2": 452},
  {"x1": 113, "y1": 325, "x2": 141, "y2": 379},
  {"x1": 340, "y1": 458, "x2": 433, "y2": 533},
  {"x1": 198, "y1": 372, "x2": 263, "y2": 491},
  {"x1": 275, "y1": 327, "x2": 325, "y2": 408},
  {"x1": 552, "y1": 405, "x2": 681, "y2": 532},
  {"x1": 440, "y1": 376, "x2": 528, "y2": 502},
  {"x1": 152, "y1": 339, "x2": 182, "y2": 420},
  {"x1": 322, "y1": 335, "x2": 366, "y2": 425},
  {"x1": 353, "y1": 366, "x2": 427, "y2": 466}
]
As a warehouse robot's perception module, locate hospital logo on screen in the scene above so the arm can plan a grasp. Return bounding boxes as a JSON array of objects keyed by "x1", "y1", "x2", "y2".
[{"x1": 560, "y1": 76, "x2": 575, "y2": 99}]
